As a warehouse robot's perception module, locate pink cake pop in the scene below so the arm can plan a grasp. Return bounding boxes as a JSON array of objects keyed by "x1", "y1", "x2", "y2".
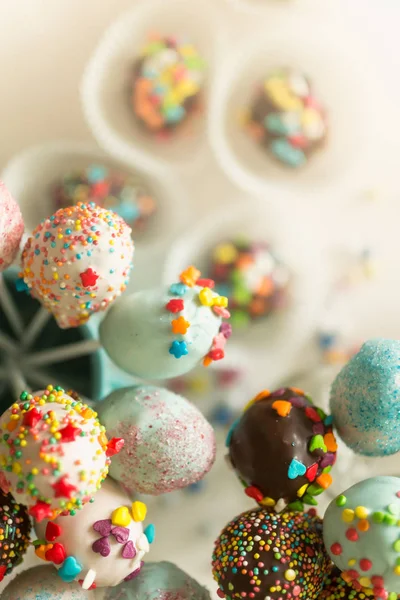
[{"x1": 0, "y1": 182, "x2": 24, "y2": 272}]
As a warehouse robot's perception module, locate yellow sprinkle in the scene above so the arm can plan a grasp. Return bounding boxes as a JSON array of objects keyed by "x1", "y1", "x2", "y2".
[
  {"x1": 12, "y1": 463, "x2": 22, "y2": 475},
  {"x1": 355, "y1": 506, "x2": 369, "y2": 519},
  {"x1": 20, "y1": 440, "x2": 27, "y2": 447},
  {"x1": 359, "y1": 577, "x2": 371, "y2": 588},
  {"x1": 212, "y1": 295, "x2": 228, "y2": 308},
  {"x1": 199, "y1": 287, "x2": 214, "y2": 307},
  {"x1": 348, "y1": 559, "x2": 357, "y2": 566},
  {"x1": 297, "y1": 484, "x2": 308, "y2": 498},
  {"x1": 342, "y1": 509, "x2": 355, "y2": 523},
  {"x1": 395, "y1": 566, "x2": 400, "y2": 576},
  {"x1": 131, "y1": 501, "x2": 147, "y2": 522},
  {"x1": 284, "y1": 569, "x2": 296, "y2": 582},
  {"x1": 260, "y1": 497, "x2": 275, "y2": 507},
  {"x1": 112, "y1": 506, "x2": 132, "y2": 527}
]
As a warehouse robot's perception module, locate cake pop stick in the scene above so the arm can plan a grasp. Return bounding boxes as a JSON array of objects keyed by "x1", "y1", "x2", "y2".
[
  {"x1": 7, "y1": 362, "x2": 29, "y2": 399},
  {"x1": 0, "y1": 331, "x2": 18, "y2": 354},
  {"x1": 0, "y1": 275, "x2": 24, "y2": 337},
  {"x1": 21, "y1": 307, "x2": 51, "y2": 350},
  {"x1": 24, "y1": 338, "x2": 101, "y2": 367}
]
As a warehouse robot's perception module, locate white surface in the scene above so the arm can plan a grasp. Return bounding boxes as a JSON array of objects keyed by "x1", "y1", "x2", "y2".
[{"x1": 1, "y1": 0, "x2": 400, "y2": 596}]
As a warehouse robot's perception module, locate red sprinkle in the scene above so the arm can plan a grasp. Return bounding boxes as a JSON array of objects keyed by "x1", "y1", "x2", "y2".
[
  {"x1": 197, "y1": 278, "x2": 215, "y2": 288},
  {"x1": 45, "y1": 521, "x2": 62, "y2": 542},
  {"x1": 79, "y1": 580, "x2": 97, "y2": 590},
  {"x1": 244, "y1": 486, "x2": 264, "y2": 503},
  {"x1": 330, "y1": 543, "x2": 342, "y2": 556},
  {"x1": 45, "y1": 542, "x2": 67, "y2": 565},
  {"x1": 166, "y1": 299, "x2": 184, "y2": 313},
  {"x1": 305, "y1": 407, "x2": 321, "y2": 422},
  {"x1": 345, "y1": 528, "x2": 359, "y2": 542},
  {"x1": 209, "y1": 348, "x2": 225, "y2": 361},
  {"x1": 58, "y1": 423, "x2": 82, "y2": 442},
  {"x1": 305, "y1": 463, "x2": 318, "y2": 482},
  {"x1": 23, "y1": 407, "x2": 42, "y2": 428},
  {"x1": 106, "y1": 437, "x2": 125, "y2": 457},
  {"x1": 360, "y1": 558, "x2": 372, "y2": 571},
  {"x1": 29, "y1": 501, "x2": 53, "y2": 522},
  {"x1": 0, "y1": 565, "x2": 6, "y2": 582},
  {"x1": 79, "y1": 268, "x2": 99, "y2": 288}
]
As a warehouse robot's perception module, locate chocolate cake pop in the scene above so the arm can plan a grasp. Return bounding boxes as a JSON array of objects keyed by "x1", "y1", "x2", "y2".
[
  {"x1": 320, "y1": 568, "x2": 381, "y2": 600},
  {"x1": 212, "y1": 507, "x2": 331, "y2": 600},
  {"x1": 0, "y1": 489, "x2": 31, "y2": 582},
  {"x1": 0, "y1": 182, "x2": 24, "y2": 272},
  {"x1": 131, "y1": 34, "x2": 206, "y2": 137},
  {"x1": 52, "y1": 165, "x2": 156, "y2": 234},
  {"x1": 227, "y1": 387, "x2": 337, "y2": 511},
  {"x1": 245, "y1": 68, "x2": 327, "y2": 169},
  {"x1": 0, "y1": 386, "x2": 117, "y2": 519},
  {"x1": 34, "y1": 477, "x2": 152, "y2": 589},
  {"x1": 20, "y1": 202, "x2": 134, "y2": 328}
]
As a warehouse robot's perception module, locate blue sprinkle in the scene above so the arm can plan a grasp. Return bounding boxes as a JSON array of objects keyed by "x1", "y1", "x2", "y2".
[
  {"x1": 169, "y1": 340, "x2": 188, "y2": 359},
  {"x1": 15, "y1": 278, "x2": 29, "y2": 293},
  {"x1": 169, "y1": 282, "x2": 188, "y2": 297},
  {"x1": 144, "y1": 524, "x2": 156, "y2": 544},
  {"x1": 76, "y1": 254, "x2": 81, "y2": 260},
  {"x1": 51, "y1": 242, "x2": 56, "y2": 248},
  {"x1": 225, "y1": 417, "x2": 240, "y2": 447},
  {"x1": 271, "y1": 138, "x2": 306, "y2": 168},
  {"x1": 210, "y1": 404, "x2": 235, "y2": 427},
  {"x1": 34, "y1": 249, "x2": 40, "y2": 255},
  {"x1": 324, "y1": 415, "x2": 333, "y2": 426},
  {"x1": 65, "y1": 228, "x2": 72, "y2": 235}
]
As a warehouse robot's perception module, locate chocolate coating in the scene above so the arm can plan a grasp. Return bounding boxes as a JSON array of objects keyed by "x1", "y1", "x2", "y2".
[
  {"x1": 228, "y1": 387, "x2": 337, "y2": 510},
  {"x1": 0, "y1": 489, "x2": 31, "y2": 580},
  {"x1": 212, "y1": 507, "x2": 331, "y2": 600}
]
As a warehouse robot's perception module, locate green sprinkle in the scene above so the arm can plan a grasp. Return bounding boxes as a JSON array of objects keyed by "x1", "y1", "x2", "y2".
[
  {"x1": 373, "y1": 511, "x2": 384, "y2": 523},
  {"x1": 388, "y1": 503, "x2": 400, "y2": 516},
  {"x1": 384, "y1": 514, "x2": 398, "y2": 526},
  {"x1": 395, "y1": 540, "x2": 400, "y2": 553},
  {"x1": 307, "y1": 484, "x2": 324, "y2": 496},
  {"x1": 336, "y1": 495, "x2": 347, "y2": 507}
]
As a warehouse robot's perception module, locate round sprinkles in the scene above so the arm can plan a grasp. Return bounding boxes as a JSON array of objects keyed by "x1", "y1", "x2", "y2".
[
  {"x1": 52, "y1": 164, "x2": 157, "y2": 234},
  {"x1": 0, "y1": 386, "x2": 122, "y2": 520},
  {"x1": 212, "y1": 507, "x2": 331, "y2": 600},
  {"x1": 20, "y1": 201, "x2": 134, "y2": 329},
  {"x1": 0, "y1": 489, "x2": 31, "y2": 582},
  {"x1": 320, "y1": 568, "x2": 378, "y2": 600}
]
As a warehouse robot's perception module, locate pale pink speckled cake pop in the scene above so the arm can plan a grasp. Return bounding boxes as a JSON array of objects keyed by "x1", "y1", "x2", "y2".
[{"x1": 0, "y1": 181, "x2": 24, "y2": 272}]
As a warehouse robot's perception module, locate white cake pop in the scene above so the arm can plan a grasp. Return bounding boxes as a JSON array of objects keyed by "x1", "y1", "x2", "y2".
[
  {"x1": 0, "y1": 181, "x2": 24, "y2": 272},
  {"x1": 20, "y1": 202, "x2": 134, "y2": 329},
  {"x1": 0, "y1": 386, "x2": 118, "y2": 520},
  {"x1": 34, "y1": 478, "x2": 152, "y2": 589},
  {"x1": 100, "y1": 266, "x2": 232, "y2": 379},
  {"x1": 2, "y1": 565, "x2": 95, "y2": 600}
]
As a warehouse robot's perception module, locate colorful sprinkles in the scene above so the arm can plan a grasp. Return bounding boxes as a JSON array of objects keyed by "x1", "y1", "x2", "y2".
[
  {"x1": 244, "y1": 68, "x2": 327, "y2": 169},
  {"x1": 131, "y1": 33, "x2": 206, "y2": 137},
  {"x1": 212, "y1": 507, "x2": 330, "y2": 600},
  {"x1": 0, "y1": 490, "x2": 31, "y2": 581},
  {"x1": 166, "y1": 266, "x2": 231, "y2": 366},
  {"x1": 52, "y1": 164, "x2": 157, "y2": 234},
  {"x1": 0, "y1": 386, "x2": 117, "y2": 518},
  {"x1": 20, "y1": 201, "x2": 134, "y2": 329}
]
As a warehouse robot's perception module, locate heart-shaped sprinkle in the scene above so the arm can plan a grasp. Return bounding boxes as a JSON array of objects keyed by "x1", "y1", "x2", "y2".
[
  {"x1": 35, "y1": 543, "x2": 53, "y2": 561},
  {"x1": 288, "y1": 395, "x2": 307, "y2": 408},
  {"x1": 131, "y1": 501, "x2": 147, "y2": 522},
  {"x1": 288, "y1": 458, "x2": 306, "y2": 480},
  {"x1": 136, "y1": 533, "x2": 150, "y2": 553},
  {"x1": 122, "y1": 541, "x2": 136, "y2": 559},
  {"x1": 309, "y1": 434, "x2": 327, "y2": 454},
  {"x1": 312, "y1": 422, "x2": 325, "y2": 435},
  {"x1": 45, "y1": 542, "x2": 67, "y2": 565},
  {"x1": 144, "y1": 524, "x2": 156, "y2": 544},
  {"x1": 305, "y1": 407, "x2": 322, "y2": 422},
  {"x1": 124, "y1": 563, "x2": 143, "y2": 581},
  {"x1": 320, "y1": 452, "x2": 336, "y2": 468},
  {"x1": 245, "y1": 486, "x2": 264, "y2": 503},
  {"x1": 272, "y1": 400, "x2": 292, "y2": 418},
  {"x1": 92, "y1": 537, "x2": 111, "y2": 557},
  {"x1": 111, "y1": 526, "x2": 129, "y2": 544},
  {"x1": 93, "y1": 519, "x2": 112, "y2": 537},
  {"x1": 45, "y1": 521, "x2": 62, "y2": 542},
  {"x1": 111, "y1": 506, "x2": 131, "y2": 527},
  {"x1": 305, "y1": 463, "x2": 318, "y2": 482},
  {"x1": 58, "y1": 556, "x2": 82, "y2": 583}
]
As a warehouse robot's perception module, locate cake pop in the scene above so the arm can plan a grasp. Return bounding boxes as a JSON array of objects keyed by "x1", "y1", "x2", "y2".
[
  {"x1": 2, "y1": 565, "x2": 96, "y2": 599},
  {"x1": 227, "y1": 387, "x2": 337, "y2": 511},
  {"x1": 320, "y1": 568, "x2": 380, "y2": 600},
  {"x1": 324, "y1": 476, "x2": 400, "y2": 600},
  {"x1": 52, "y1": 164, "x2": 156, "y2": 234},
  {"x1": 103, "y1": 561, "x2": 211, "y2": 600},
  {"x1": 0, "y1": 488, "x2": 31, "y2": 582},
  {"x1": 330, "y1": 339, "x2": 400, "y2": 456},
  {"x1": 0, "y1": 181, "x2": 24, "y2": 272},
  {"x1": 0, "y1": 386, "x2": 117, "y2": 519},
  {"x1": 35, "y1": 477, "x2": 152, "y2": 589},
  {"x1": 100, "y1": 266, "x2": 231, "y2": 379},
  {"x1": 97, "y1": 385, "x2": 216, "y2": 495},
  {"x1": 20, "y1": 201, "x2": 134, "y2": 329},
  {"x1": 245, "y1": 68, "x2": 327, "y2": 168},
  {"x1": 209, "y1": 238, "x2": 290, "y2": 328},
  {"x1": 212, "y1": 507, "x2": 331, "y2": 600},
  {"x1": 131, "y1": 34, "x2": 206, "y2": 136}
]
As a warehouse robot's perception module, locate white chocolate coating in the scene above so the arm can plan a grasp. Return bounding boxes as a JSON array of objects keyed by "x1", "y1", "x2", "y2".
[{"x1": 21, "y1": 202, "x2": 134, "y2": 329}]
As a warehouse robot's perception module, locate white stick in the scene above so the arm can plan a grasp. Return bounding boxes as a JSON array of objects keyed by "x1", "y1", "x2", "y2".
[
  {"x1": 8, "y1": 364, "x2": 29, "y2": 400},
  {"x1": 0, "y1": 331, "x2": 17, "y2": 354},
  {"x1": 0, "y1": 274, "x2": 24, "y2": 337},
  {"x1": 21, "y1": 307, "x2": 51, "y2": 350},
  {"x1": 23, "y1": 338, "x2": 101, "y2": 367}
]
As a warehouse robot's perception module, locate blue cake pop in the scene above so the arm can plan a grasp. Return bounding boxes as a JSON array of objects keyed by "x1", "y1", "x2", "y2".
[{"x1": 330, "y1": 338, "x2": 400, "y2": 456}]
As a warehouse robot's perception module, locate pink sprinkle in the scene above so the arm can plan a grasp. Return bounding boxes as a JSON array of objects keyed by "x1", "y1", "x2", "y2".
[
  {"x1": 293, "y1": 586, "x2": 301, "y2": 596},
  {"x1": 213, "y1": 306, "x2": 230, "y2": 319}
]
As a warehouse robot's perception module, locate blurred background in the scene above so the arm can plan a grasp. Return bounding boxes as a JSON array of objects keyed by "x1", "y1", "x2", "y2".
[{"x1": 1, "y1": 0, "x2": 400, "y2": 597}]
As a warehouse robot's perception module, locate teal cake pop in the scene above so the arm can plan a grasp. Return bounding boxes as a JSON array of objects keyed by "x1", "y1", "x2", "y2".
[
  {"x1": 324, "y1": 476, "x2": 400, "y2": 600},
  {"x1": 2, "y1": 565, "x2": 95, "y2": 599},
  {"x1": 103, "y1": 561, "x2": 211, "y2": 600},
  {"x1": 330, "y1": 339, "x2": 400, "y2": 456},
  {"x1": 100, "y1": 266, "x2": 231, "y2": 379}
]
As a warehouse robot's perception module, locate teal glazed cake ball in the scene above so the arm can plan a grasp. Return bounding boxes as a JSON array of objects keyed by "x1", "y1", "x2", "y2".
[
  {"x1": 100, "y1": 266, "x2": 232, "y2": 379},
  {"x1": 97, "y1": 385, "x2": 216, "y2": 495},
  {"x1": 103, "y1": 561, "x2": 211, "y2": 600},
  {"x1": 323, "y1": 476, "x2": 400, "y2": 600},
  {"x1": 2, "y1": 565, "x2": 95, "y2": 599},
  {"x1": 330, "y1": 339, "x2": 400, "y2": 456},
  {"x1": 212, "y1": 507, "x2": 331, "y2": 600}
]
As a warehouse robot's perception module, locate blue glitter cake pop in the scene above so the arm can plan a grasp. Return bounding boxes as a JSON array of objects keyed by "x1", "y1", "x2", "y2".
[{"x1": 330, "y1": 338, "x2": 400, "y2": 456}]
